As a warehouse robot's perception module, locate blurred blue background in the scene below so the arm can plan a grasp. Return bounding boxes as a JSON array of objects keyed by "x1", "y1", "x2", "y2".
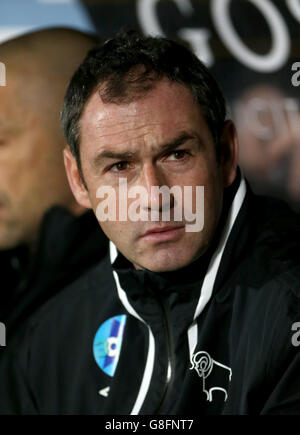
[{"x1": 0, "y1": 0, "x2": 95, "y2": 43}]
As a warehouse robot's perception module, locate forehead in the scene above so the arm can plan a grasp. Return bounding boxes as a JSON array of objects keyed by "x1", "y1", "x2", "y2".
[
  {"x1": 0, "y1": 80, "x2": 32, "y2": 131},
  {"x1": 79, "y1": 79, "x2": 209, "y2": 152}
]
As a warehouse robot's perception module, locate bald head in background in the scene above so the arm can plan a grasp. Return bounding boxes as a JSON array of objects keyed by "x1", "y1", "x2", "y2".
[{"x1": 0, "y1": 28, "x2": 98, "y2": 250}]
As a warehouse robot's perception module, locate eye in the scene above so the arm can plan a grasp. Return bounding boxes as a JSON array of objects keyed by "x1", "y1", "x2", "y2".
[
  {"x1": 167, "y1": 150, "x2": 188, "y2": 161},
  {"x1": 110, "y1": 161, "x2": 131, "y2": 172}
]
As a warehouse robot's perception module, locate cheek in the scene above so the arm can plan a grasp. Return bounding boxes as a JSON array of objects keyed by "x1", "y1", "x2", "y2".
[
  {"x1": 2, "y1": 163, "x2": 38, "y2": 204},
  {"x1": 92, "y1": 188, "x2": 140, "y2": 251},
  {"x1": 186, "y1": 169, "x2": 221, "y2": 206},
  {"x1": 99, "y1": 220, "x2": 133, "y2": 253},
  {"x1": 193, "y1": 165, "x2": 223, "y2": 231},
  {"x1": 5, "y1": 137, "x2": 53, "y2": 189}
]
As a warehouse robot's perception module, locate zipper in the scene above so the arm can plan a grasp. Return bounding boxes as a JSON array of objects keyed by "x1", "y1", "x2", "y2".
[{"x1": 154, "y1": 294, "x2": 175, "y2": 414}]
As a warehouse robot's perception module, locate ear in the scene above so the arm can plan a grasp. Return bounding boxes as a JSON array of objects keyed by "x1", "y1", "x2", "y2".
[
  {"x1": 219, "y1": 120, "x2": 239, "y2": 188},
  {"x1": 63, "y1": 147, "x2": 92, "y2": 209}
]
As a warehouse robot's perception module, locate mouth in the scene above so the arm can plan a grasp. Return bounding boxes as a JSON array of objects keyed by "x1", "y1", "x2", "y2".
[{"x1": 141, "y1": 225, "x2": 185, "y2": 242}]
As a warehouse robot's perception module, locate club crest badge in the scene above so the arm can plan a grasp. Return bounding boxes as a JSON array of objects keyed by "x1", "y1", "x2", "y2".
[
  {"x1": 190, "y1": 351, "x2": 232, "y2": 402},
  {"x1": 93, "y1": 315, "x2": 127, "y2": 377}
]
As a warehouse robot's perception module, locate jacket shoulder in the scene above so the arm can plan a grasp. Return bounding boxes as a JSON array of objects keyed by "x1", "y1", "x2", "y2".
[
  {"x1": 247, "y1": 193, "x2": 300, "y2": 273},
  {"x1": 27, "y1": 253, "x2": 115, "y2": 330}
]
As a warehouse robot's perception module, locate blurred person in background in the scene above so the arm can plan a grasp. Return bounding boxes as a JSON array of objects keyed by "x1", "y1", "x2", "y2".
[
  {"x1": 0, "y1": 28, "x2": 107, "y2": 339},
  {"x1": 233, "y1": 84, "x2": 300, "y2": 211}
]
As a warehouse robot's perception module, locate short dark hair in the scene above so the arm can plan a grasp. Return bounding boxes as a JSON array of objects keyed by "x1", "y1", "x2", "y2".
[{"x1": 61, "y1": 29, "x2": 226, "y2": 176}]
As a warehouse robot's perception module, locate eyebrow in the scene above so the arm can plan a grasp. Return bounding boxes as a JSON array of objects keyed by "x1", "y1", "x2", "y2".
[
  {"x1": 92, "y1": 150, "x2": 135, "y2": 169},
  {"x1": 157, "y1": 132, "x2": 197, "y2": 156},
  {"x1": 92, "y1": 131, "x2": 198, "y2": 169}
]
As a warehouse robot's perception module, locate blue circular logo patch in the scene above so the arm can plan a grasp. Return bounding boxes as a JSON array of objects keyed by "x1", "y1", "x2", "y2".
[{"x1": 93, "y1": 315, "x2": 127, "y2": 377}]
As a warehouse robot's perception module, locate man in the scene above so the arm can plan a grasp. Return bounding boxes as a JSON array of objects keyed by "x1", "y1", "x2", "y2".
[
  {"x1": 1, "y1": 30, "x2": 299, "y2": 414},
  {"x1": 0, "y1": 28, "x2": 107, "y2": 336}
]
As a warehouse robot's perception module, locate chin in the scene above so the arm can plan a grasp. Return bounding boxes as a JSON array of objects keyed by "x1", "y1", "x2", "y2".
[
  {"x1": 141, "y1": 252, "x2": 195, "y2": 273},
  {"x1": 148, "y1": 264, "x2": 184, "y2": 273}
]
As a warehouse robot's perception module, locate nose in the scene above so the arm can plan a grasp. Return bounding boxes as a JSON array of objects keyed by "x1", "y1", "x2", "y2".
[{"x1": 140, "y1": 163, "x2": 174, "y2": 212}]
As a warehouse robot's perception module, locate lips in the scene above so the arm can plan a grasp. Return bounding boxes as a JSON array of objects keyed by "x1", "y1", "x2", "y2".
[
  {"x1": 141, "y1": 225, "x2": 185, "y2": 242},
  {"x1": 143, "y1": 225, "x2": 184, "y2": 235}
]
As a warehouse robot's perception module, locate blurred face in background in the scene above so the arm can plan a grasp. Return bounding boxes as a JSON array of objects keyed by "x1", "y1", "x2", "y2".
[
  {"x1": 0, "y1": 70, "x2": 76, "y2": 250},
  {"x1": 0, "y1": 28, "x2": 96, "y2": 250}
]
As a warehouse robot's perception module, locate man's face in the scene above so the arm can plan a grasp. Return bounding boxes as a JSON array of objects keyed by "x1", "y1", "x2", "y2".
[
  {"x1": 67, "y1": 79, "x2": 237, "y2": 272},
  {"x1": 0, "y1": 76, "x2": 75, "y2": 249}
]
